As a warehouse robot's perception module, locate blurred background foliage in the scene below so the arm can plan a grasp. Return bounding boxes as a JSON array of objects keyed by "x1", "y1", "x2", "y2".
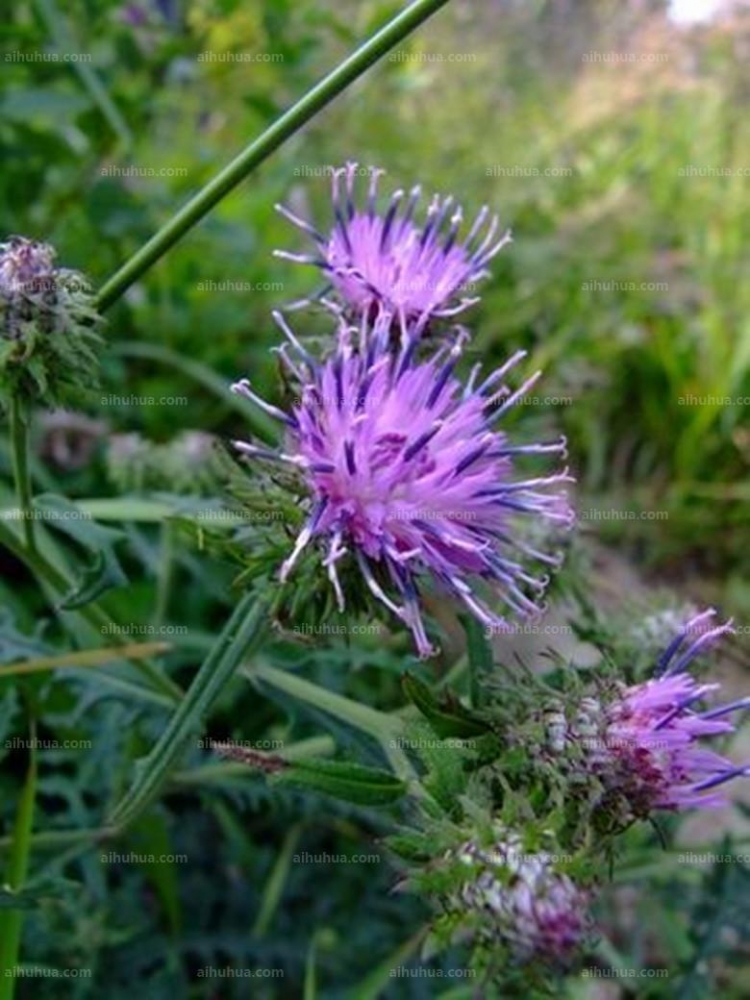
[
  {"x1": 2, "y1": 0, "x2": 748, "y2": 595},
  {"x1": 1, "y1": 0, "x2": 749, "y2": 996}
]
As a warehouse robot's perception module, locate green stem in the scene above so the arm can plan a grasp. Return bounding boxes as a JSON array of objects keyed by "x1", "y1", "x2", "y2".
[
  {"x1": 107, "y1": 592, "x2": 269, "y2": 832},
  {"x1": 252, "y1": 822, "x2": 304, "y2": 938},
  {"x1": 8, "y1": 397, "x2": 35, "y2": 553},
  {"x1": 0, "y1": 827, "x2": 110, "y2": 857},
  {"x1": 0, "y1": 726, "x2": 37, "y2": 1000},
  {"x1": 251, "y1": 663, "x2": 398, "y2": 741},
  {"x1": 154, "y1": 521, "x2": 175, "y2": 630},
  {"x1": 94, "y1": 0, "x2": 452, "y2": 311},
  {"x1": 0, "y1": 518, "x2": 181, "y2": 703},
  {"x1": 171, "y1": 735, "x2": 336, "y2": 787},
  {"x1": 248, "y1": 663, "x2": 418, "y2": 785}
]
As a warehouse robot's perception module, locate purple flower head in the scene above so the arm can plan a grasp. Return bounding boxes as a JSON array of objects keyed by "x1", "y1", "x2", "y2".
[
  {"x1": 232, "y1": 314, "x2": 572, "y2": 656},
  {"x1": 0, "y1": 236, "x2": 56, "y2": 303},
  {"x1": 452, "y1": 828, "x2": 591, "y2": 960},
  {"x1": 604, "y1": 609, "x2": 748, "y2": 811},
  {"x1": 275, "y1": 162, "x2": 511, "y2": 326}
]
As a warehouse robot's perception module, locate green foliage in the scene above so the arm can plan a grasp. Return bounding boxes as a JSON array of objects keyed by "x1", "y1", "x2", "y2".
[{"x1": 0, "y1": 1, "x2": 748, "y2": 998}]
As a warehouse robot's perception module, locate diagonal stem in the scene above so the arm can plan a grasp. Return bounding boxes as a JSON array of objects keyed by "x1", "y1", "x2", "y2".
[
  {"x1": 248, "y1": 663, "x2": 419, "y2": 785},
  {"x1": 0, "y1": 723, "x2": 37, "y2": 1000},
  {"x1": 106, "y1": 591, "x2": 269, "y2": 832},
  {"x1": 94, "y1": 0, "x2": 452, "y2": 312}
]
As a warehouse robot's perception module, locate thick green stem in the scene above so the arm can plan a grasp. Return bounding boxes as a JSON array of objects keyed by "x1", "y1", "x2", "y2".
[
  {"x1": 8, "y1": 397, "x2": 35, "y2": 553},
  {"x1": 95, "y1": 0, "x2": 451, "y2": 311},
  {"x1": 107, "y1": 592, "x2": 269, "y2": 832},
  {"x1": 0, "y1": 729, "x2": 37, "y2": 1000}
]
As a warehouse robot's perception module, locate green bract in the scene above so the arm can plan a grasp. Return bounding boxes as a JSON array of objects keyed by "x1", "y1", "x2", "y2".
[{"x1": 0, "y1": 236, "x2": 103, "y2": 409}]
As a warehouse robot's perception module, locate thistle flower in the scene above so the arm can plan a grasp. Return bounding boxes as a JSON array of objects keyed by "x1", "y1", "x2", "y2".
[
  {"x1": 0, "y1": 235, "x2": 102, "y2": 407},
  {"x1": 449, "y1": 828, "x2": 591, "y2": 960},
  {"x1": 275, "y1": 162, "x2": 511, "y2": 326},
  {"x1": 231, "y1": 313, "x2": 572, "y2": 656},
  {"x1": 601, "y1": 609, "x2": 747, "y2": 812}
]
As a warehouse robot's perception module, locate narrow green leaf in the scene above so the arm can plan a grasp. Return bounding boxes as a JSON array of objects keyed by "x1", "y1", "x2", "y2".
[
  {"x1": 401, "y1": 673, "x2": 490, "y2": 739},
  {"x1": 0, "y1": 737, "x2": 37, "y2": 1000},
  {"x1": 33, "y1": 494, "x2": 127, "y2": 609},
  {"x1": 273, "y1": 758, "x2": 406, "y2": 806},
  {"x1": 107, "y1": 592, "x2": 269, "y2": 832},
  {"x1": 253, "y1": 823, "x2": 304, "y2": 938},
  {"x1": 460, "y1": 613, "x2": 494, "y2": 708}
]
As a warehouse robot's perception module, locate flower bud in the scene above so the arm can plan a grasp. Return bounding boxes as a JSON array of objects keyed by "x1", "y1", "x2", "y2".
[{"x1": 0, "y1": 235, "x2": 103, "y2": 408}]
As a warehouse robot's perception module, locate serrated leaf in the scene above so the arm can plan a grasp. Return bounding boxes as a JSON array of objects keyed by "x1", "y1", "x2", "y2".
[
  {"x1": 0, "y1": 610, "x2": 49, "y2": 665},
  {"x1": 401, "y1": 673, "x2": 490, "y2": 739},
  {"x1": 272, "y1": 758, "x2": 406, "y2": 806},
  {"x1": 33, "y1": 494, "x2": 128, "y2": 609},
  {"x1": 0, "y1": 877, "x2": 80, "y2": 911}
]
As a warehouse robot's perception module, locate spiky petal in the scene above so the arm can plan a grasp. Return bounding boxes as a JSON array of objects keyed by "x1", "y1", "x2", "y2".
[
  {"x1": 604, "y1": 610, "x2": 747, "y2": 811},
  {"x1": 232, "y1": 314, "x2": 572, "y2": 656},
  {"x1": 275, "y1": 162, "x2": 511, "y2": 326}
]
